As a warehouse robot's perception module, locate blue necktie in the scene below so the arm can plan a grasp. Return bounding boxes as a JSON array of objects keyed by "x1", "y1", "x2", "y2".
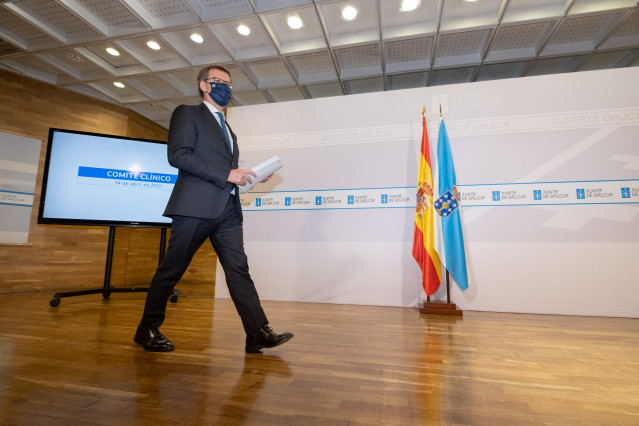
[{"x1": 215, "y1": 112, "x2": 232, "y2": 152}]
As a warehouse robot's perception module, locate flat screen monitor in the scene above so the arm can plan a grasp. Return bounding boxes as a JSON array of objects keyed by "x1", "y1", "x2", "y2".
[{"x1": 38, "y1": 128, "x2": 177, "y2": 227}]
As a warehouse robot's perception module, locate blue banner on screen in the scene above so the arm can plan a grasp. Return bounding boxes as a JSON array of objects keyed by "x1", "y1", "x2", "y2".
[{"x1": 78, "y1": 166, "x2": 177, "y2": 184}]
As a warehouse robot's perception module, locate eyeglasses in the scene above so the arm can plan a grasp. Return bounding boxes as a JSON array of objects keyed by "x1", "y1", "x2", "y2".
[{"x1": 205, "y1": 77, "x2": 232, "y2": 89}]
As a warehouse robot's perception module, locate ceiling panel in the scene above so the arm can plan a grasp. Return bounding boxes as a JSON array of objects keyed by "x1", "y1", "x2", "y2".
[
  {"x1": 343, "y1": 76, "x2": 384, "y2": 94},
  {"x1": 126, "y1": 0, "x2": 198, "y2": 28},
  {"x1": 159, "y1": 27, "x2": 232, "y2": 66},
  {"x1": 0, "y1": 6, "x2": 59, "y2": 50},
  {"x1": 223, "y1": 63, "x2": 258, "y2": 91},
  {"x1": 384, "y1": 37, "x2": 433, "y2": 73},
  {"x1": 569, "y1": 0, "x2": 638, "y2": 15},
  {"x1": 124, "y1": 73, "x2": 184, "y2": 99},
  {"x1": 82, "y1": 42, "x2": 143, "y2": 68},
  {"x1": 0, "y1": 0, "x2": 637, "y2": 128},
  {"x1": 540, "y1": 12, "x2": 627, "y2": 56},
  {"x1": 285, "y1": 50, "x2": 338, "y2": 84},
  {"x1": 434, "y1": 29, "x2": 492, "y2": 68},
  {"x1": 578, "y1": 49, "x2": 633, "y2": 70},
  {"x1": 36, "y1": 48, "x2": 111, "y2": 82},
  {"x1": 127, "y1": 100, "x2": 173, "y2": 122},
  {"x1": 264, "y1": 85, "x2": 306, "y2": 102},
  {"x1": 380, "y1": 0, "x2": 439, "y2": 39},
  {"x1": 232, "y1": 89, "x2": 270, "y2": 106},
  {"x1": 302, "y1": 81, "x2": 344, "y2": 99},
  {"x1": 2, "y1": 53, "x2": 67, "y2": 83},
  {"x1": 476, "y1": 60, "x2": 531, "y2": 81},
  {"x1": 260, "y1": 6, "x2": 326, "y2": 55},
  {"x1": 599, "y1": 9, "x2": 639, "y2": 49},
  {"x1": 71, "y1": 0, "x2": 148, "y2": 37},
  {"x1": 485, "y1": 21, "x2": 556, "y2": 62},
  {"x1": 317, "y1": 0, "x2": 379, "y2": 48},
  {"x1": 430, "y1": 66, "x2": 477, "y2": 86},
  {"x1": 334, "y1": 43, "x2": 382, "y2": 79},
  {"x1": 4, "y1": 0, "x2": 104, "y2": 44},
  {"x1": 503, "y1": 0, "x2": 571, "y2": 23},
  {"x1": 158, "y1": 67, "x2": 200, "y2": 96},
  {"x1": 39, "y1": 48, "x2": 101, "y2": 74},
  {"x1": 88, "y1": 78, "x2": 149, "y2": 103},
  {"x1": 65, "y1": 83, "x2": 119, "y2": 103},
  {"x1": 0, "y1": 39, "x2": 24, "y2": 55},
  {"x1": 440, "y1": 0, "x2": 504, "y2": 32},
  {"x1": 386, "y1": 71, "x2": 428, "y2": 90},
  {"x1": 241, "y1": 57, "x2": 296, "y2": 88},
  {"x1": 185, "y1": 0, "x2": 254, "y2": 21},
  {"x1": 252, "y1": 0, "x2": 313, "y2": 13},
  {"x1": 526, "y1": 54, "x2": 587, "y2": 75},
  {"x1": 115, "y1": 34, "x2": 189, "y2": 71},
  {"x1": 206, "y1": 15, "x2": 278, "y2": 61}
]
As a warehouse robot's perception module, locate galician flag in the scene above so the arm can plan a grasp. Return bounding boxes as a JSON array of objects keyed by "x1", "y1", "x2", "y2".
[
  {"x1": 434, "y1": 118, "x2": 470, "y2": 291},
  {"x1": 412, "y1": 108, "x2": 442, "y2": 296}
]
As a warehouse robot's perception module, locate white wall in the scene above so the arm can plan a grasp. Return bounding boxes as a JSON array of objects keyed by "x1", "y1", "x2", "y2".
[
  {"x1": 0, "y1": 131, "x2": 41, "y2": 243},
  {"x1": 215, "y1": 67, "x2": 639, "y2": 318}
]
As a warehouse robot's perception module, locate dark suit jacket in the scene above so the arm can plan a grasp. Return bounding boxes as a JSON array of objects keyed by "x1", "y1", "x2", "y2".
[{"x1": 163, "y1": 103, "x2": 243, "y2": 221}]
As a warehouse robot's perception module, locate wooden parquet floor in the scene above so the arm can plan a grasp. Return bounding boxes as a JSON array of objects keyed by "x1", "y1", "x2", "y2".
[{"x1": 0, "y1": 288, "x2": 637, "y2": 425}]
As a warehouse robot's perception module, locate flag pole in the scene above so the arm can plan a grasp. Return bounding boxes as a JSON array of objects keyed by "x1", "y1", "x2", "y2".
[
  {"x1": 441, "y1": 104, "x2": 450, "y2": 305},
  {"x1": 424, "y1": 105, "x2": 429, "y2": 305},
  {"x1": 429, "y1": 274, "x2": 452, "y2": 303},
  {"x1": 446, "y1": 270, "x2": 450, "y2": 304}
]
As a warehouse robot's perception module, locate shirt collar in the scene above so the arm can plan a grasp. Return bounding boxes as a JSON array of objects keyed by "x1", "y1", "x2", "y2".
[{"x1": 203, "y1": 100, "x2": 222, "y2": 118}]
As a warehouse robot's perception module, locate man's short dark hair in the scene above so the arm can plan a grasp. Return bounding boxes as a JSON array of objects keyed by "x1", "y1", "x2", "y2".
[{"x1": 197, "y1": 65, "x2": 231, "y2": 99}]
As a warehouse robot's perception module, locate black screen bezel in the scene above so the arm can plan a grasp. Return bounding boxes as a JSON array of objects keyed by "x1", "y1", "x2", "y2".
[{"x1": 37, "y1": 128, "x2": 173, "y2": 228}]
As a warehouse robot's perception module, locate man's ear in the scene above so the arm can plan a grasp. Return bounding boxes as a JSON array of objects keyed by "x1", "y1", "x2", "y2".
[{"x1": 199, "y1": 80, "x2": 209, "y2": 95}]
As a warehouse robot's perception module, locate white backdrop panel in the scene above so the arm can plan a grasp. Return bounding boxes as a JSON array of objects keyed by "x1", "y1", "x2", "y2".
[
  {"x1": 214, "y1": 68, "x2": 639, "y2": 318},
  {"x1": 0, "y1": 132, "x2": 41, "y2": 244}
]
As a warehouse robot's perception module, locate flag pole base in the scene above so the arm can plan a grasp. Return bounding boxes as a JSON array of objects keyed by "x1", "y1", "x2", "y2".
[{"x1": 419, "y1": 301, "x2": 463, "y2": 316}]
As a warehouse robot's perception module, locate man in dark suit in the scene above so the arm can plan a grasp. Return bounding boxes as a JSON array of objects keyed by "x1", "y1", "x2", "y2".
[{"x1": 134, "y1": 65, "x2": 293, "y2": 353}]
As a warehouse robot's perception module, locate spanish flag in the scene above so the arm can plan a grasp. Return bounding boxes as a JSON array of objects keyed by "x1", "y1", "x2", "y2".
[{"x1": 412, "y1": 108, "x2": 442, "y2": 296}]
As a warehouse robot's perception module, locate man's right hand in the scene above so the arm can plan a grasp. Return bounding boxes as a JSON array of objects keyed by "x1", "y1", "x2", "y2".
[{"x1": 228, "y1": 169, "x2": 257, "y2": 186}]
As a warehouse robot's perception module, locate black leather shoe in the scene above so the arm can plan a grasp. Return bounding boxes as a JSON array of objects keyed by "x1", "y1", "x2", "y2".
[
  {"x1": 246, "y1": 326, "x2": 293, "y2": 353},
  {"x1": 134, "y1": 328, "x2": 175, "y2": 352}
]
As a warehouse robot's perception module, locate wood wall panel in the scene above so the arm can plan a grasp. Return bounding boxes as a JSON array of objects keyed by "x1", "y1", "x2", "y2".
[
  {"x1": 119, "y1": 228, "x2": 216, "y2": 293},
  {"x1": 0, "y1": 70, "x2": 216, "y2": 294}
]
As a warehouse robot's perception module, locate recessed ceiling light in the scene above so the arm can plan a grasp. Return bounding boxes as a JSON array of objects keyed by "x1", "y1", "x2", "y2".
[
  {"x1": 287, "y1": 16, "x2": 303, "y2": 30},
  {"x1": 113, "y1": 82, "x2": 125, "y2": 88},
  {"x1": 463, "y1": 0, "x2": 479, "y2": 2},
  {"x1": 342, "y1": 6, "x2": 358, "y2": 21},
  {"x1": 400, "y1": 0, "x2": 420, "y2": 12},
  {"x1": 237, "y1": 24, "x2": 251, "y2": 36},
  {"x1": 146, "y1": 40, "x2": 161, "y2": 50},
  {"x1": 190, "y1": 33, "x2": 204, "y2": 44},
  {"x1": 106, "y1": 47, "x2": 120, "y2": 56}
]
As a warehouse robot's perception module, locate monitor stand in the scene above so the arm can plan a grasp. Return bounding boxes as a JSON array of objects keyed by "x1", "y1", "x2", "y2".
[{"x1": 49, "y1": 226, "x2": 180, "y2": 307}]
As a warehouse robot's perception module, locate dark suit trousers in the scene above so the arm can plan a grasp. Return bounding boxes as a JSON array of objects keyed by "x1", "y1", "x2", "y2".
[{"x1": 138, "y1": 195, "x2": 268, "y2": 335}]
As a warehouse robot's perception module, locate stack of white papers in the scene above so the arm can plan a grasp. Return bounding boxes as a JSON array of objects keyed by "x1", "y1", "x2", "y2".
[{"x1": 238, "y1": 156, "x2": 283, "y2": 193}]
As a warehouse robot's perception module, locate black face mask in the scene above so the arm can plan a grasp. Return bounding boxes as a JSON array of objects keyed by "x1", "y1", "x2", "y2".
[{"x1": 209, "y1": 82, "x2": 231, "y2": 107}]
